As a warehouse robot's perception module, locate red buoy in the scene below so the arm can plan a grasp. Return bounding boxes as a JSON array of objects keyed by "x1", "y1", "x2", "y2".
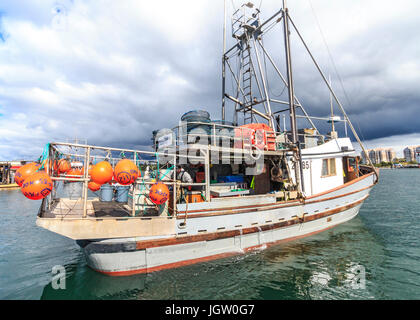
[
  {"x1": 21, "y1": 172, "x2": 53, "y2": 200},
  {"x1": 15, "y1": 162, "x2": 41, "y2": 186},
  {"x1": 114, "y1": 159, "x2": 139, "y2": 185},
  {"x1": 149, "y1": 182, "x2": 169, "y2": 205},
  {"x1": 88, "y1": 181, "x2": 101, "y2": 192},
  {"x1": 90, "y1": 161, "x2": 114, "y2": 185}
]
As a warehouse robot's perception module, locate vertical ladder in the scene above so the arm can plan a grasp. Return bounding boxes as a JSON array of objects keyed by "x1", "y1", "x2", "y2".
[{"x1": 242, "y1": 44, "x2": 253, "y2": 124}]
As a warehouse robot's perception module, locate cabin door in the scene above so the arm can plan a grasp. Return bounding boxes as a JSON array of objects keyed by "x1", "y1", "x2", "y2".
[{"x1": 343, "y1": 156, "x2": 359, "y2": 183}]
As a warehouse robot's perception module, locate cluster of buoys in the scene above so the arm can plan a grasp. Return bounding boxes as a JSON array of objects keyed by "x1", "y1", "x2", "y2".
[
  {"x1": 16, "y1": 162, "x2": 53, "y2": 200},
  {"x1": 87, "y1": 159, "x2": 142, "y2": 193},
  {"x1": 17, "y1": 157, "x2": 170, "y2": 205}
]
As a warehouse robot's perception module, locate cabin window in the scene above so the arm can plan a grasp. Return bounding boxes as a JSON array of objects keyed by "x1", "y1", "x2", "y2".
[
  {"x1": 348, "y1": 157, "x2": 357, "y2": 172},
  {"x1": 321, "y1": 158, "x2": 336, "y2": 177}
]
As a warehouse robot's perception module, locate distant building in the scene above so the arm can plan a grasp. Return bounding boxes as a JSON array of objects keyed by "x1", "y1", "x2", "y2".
[
  {"x1": 361, "y1": 150, "x2": 368, "y2": 164},
  {"x1": 362, "y1": 147, "x2": 396, "y2": 164},
  {"x1": 403, "y1": 146, "x2": 420, "y2": 162},
  {"x1": 416, "y1": 147, "x2": 420, "y2": 164},
  {"x1": 386, "y1": 149, "x2": 396, "y2": 163}
]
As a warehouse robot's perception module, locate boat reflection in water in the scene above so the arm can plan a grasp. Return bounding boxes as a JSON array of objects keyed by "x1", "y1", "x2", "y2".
[
  {"x1": 39, "y1": 213, "x2": 385, "y2": 300},
  {"x1": 40, "y1": 259, "x2": 147, "y2": 300}
]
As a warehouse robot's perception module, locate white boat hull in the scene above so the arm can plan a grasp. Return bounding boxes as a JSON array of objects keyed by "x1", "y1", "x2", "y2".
[{"x1": 78, "y1": 172, "x2": 376, "y2": 276}]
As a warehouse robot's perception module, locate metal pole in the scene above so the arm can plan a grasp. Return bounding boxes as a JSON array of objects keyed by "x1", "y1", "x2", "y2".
[
  {"x1": 48, "y1": 144, "x2": 53, "y2": 210},
  {"x1": 173, "y1": 153, "x2": 176, "y2": 216},
  {"x1": 222, "y1": 0, "x2": 227, "y2": 121},
  {"x1": 329, "y1": 75, "x2": 335, "y2": 132},
  {"x1": 282, "y1": 0, "x2": 303, "y2": 194},
  {"x1": 82, "y1": 146, "x2": 91, "y2": 218},
  {"x1": 205, "y1": 149, "x2": 210, "y2": 201},
  {"x1": 283, "y1": 114, "x2": 286, "y2": 132},
  {"x1": 132, "y1": 152, "x2": 136, "y2": 216}
]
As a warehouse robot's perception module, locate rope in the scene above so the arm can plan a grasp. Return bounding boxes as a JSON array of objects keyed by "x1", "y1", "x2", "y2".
[
  {"x1": 37, "y1": 143, "x2": 50, "y2": 172},
  {"x1": 160, "y1": 165, "x2": 174, "y2": 180}
]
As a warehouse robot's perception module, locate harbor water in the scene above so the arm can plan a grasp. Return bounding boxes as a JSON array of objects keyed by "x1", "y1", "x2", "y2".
[{"x1": 0, "y1": 169, "x2": 419, "y2": 300}]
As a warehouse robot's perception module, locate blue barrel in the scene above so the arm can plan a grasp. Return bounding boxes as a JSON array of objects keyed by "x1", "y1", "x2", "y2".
[
  {"x1": 181, "y1": 110, "x2": 212, "y2": 144},
  {"x1": 116, "y1": 185, "x2": 130, "y2": 203},
  {"x1": 100, "y1": 184, "x2": 114, "y2": 202}
]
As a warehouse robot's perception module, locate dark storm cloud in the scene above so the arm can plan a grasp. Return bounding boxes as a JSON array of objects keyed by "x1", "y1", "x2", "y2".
[{"x1": 0, "y1": 0, "x2": 419, "y2": 160}]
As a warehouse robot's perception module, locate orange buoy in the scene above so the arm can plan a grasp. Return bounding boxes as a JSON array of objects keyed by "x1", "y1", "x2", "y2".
[
  {"x1": 15, "y1": 162, "x2": 41, "y2": 186},
  {"x1": 149, "y1": 182, "x2": 169, "y2": 205},
  {"x1": 58, "y1": 159, "x2": 71, "y2": 174},
  {"x1": 114, "y1": 159, "x2": 139, "y2": 185},
  {"x1": 21, "y1": 172, "x2": 53, "y2": 200},
  {"x1": 88, "y1": 181, "x2": 101, "y2": 192},
  {"x1": 90, "y1": 161, "x2": 114, "y2": 185}
]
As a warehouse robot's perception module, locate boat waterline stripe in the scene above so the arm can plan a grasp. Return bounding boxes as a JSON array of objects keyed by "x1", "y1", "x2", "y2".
[{"x1": 90, "y1": 223, "x2": 340, "y2": 276}]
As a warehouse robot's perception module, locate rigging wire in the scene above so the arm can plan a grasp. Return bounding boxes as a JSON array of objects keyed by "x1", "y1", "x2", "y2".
[
  {"x1": 262, "y1": 37, "x2": 287, "y2": 98},
  {"x1": 307, "y1": 0, "x2": 367, "y2": 144}
]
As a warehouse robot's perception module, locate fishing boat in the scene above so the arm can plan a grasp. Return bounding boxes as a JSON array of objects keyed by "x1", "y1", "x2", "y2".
[{"x1": 34, "y1": 1, "x2": 378, "y2": 276}]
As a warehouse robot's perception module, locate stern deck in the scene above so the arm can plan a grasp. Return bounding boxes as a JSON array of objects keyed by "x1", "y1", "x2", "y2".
[{"x1": 44, "y1": 198, "x2": 133, "y2": 219}]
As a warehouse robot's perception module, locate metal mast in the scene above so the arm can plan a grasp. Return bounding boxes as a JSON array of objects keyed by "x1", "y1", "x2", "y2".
[
  {"x1": 282, "y1": 0, "x2": 297, "y2": 146},
  {"x1": 282, "y1": 0, "x2": 303, "y2": 194},
  {"x1": 222, "y1": 0, "x2": 227, "y2": 121},
  {"x1": 222, "y1": 2, "x2": 317, "y2": 134}
]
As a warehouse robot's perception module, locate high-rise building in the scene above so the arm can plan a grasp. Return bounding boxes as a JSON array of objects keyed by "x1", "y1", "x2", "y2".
[
  {"x1": 362, "y1": 147, "x2": 396, "y2": 164},
  {"x1": 386, "y1": 149, "x2": 396, "y2": 162},
  {"x1": 416, "y1": 147, "x2": 420, "y2": 164},
  {"x1": 403, "y1": 146, "x2": 420, "y2": 162}
]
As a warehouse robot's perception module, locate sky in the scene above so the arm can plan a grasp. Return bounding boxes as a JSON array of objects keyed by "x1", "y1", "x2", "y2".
[{"x1": 0, "y1": 0, "x2": 419, "y2": 160}]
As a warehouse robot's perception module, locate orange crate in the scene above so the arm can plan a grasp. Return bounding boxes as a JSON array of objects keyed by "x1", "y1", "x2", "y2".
[{"x1": 186, "y1": 191, "x2": 204, "y2": 203}]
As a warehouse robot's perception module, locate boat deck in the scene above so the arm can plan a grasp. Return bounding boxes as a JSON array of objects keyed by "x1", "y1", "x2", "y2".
[{"x1": 44, "y1": 198, "x2": 133, "y2": 219}]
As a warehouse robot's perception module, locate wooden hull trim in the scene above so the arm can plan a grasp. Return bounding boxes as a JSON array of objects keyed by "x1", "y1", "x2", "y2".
[{"x1": 176, "y1": 174, "x2": 375, "y2": 218}]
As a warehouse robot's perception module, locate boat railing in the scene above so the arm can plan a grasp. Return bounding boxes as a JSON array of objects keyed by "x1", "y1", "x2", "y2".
[
  {"x1": 163, "y1": 121, "x2": 326, "y2": 151},
  {"x1": 168, "y1": 121, "x2": 284, "y2": 150},
  {"x1": 40, "y1": 142, "x2": 209, "y2": 219}
]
